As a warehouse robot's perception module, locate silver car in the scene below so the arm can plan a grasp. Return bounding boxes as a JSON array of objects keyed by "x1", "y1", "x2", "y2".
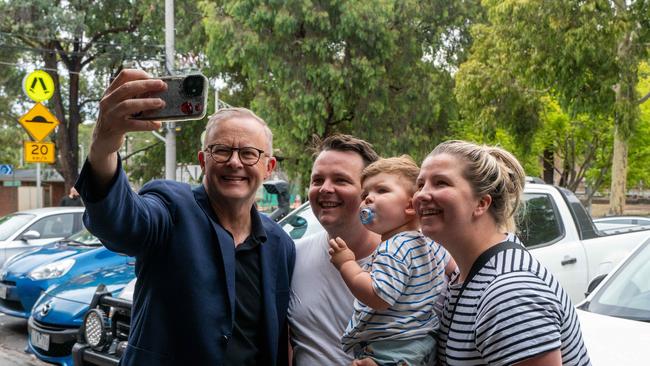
[
  {"x1": 576, "y1": 236, "x2": 650, "y2": 365},
  {"x1": 593, "y1": 215, "x2": 650, "y2": 232},
  {"x1": 0, "y1": 207, "x2": 85, "y2": 267}
]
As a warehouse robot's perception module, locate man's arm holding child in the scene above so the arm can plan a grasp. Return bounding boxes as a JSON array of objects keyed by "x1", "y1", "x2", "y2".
[{"x1": 328, "y1": 237, "x2": 390, "y2": 310}]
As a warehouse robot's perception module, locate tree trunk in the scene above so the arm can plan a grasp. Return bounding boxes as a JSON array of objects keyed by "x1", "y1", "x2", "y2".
[
  {"x1": 608, "y1": 25, "x2": 638, "y2": 215},
  {"x1": 45, "y1": 52, "x2": 80, "y2": 193},
  {"x1": 542, "y1": 147, "x2": 554, "y2": 184},
  {"x1": 608, "y1": 124, "x2": 628, "y2": 215},
  {"x1": 62, "y1": 64, "x2": 81, "y2": 190},
  {"x1": 42, "y1": 50, "x2": 73, "y2": 193}
]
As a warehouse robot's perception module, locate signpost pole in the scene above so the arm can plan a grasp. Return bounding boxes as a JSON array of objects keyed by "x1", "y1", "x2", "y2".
[
  {"x1": 19, "y1": 71, "x2": 57, "y2": 209},
  {"x1": 164, "y1": 0, "x2": 176, "y2": 181},
  {"x1": 36, "y1": 163, "x2": 41, "y2": 208}
]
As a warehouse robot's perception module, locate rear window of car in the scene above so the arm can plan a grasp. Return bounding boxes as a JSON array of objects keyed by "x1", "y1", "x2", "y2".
[{"x1": 517, "y1": 193, "x2": 565, "y2": 247}]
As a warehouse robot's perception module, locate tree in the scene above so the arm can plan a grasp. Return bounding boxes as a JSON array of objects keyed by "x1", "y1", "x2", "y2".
[
  {"x1": 0, "y1": 1, "x2": 211, "y2": 189},
  {"x1": 538, "y1": 98, "x2": 613, "y2": 202},
  {"x1": 471, "y1": 0, "x2": 650, "y2": 214},
  {"x1": 201, "y1": 0, "x2": 480, "y2": 186},
  {"x1": 453, "y1": 31, "x2": 543, "y2": 150},
  {"x1": 0, "y1": 1, "x2": 170, "y2": 190}
]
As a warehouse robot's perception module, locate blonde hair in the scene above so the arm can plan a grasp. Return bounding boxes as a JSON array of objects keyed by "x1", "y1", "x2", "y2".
[
  {"x1": 361, "y1": 155, "x2": 420, "y2": 195},
  {"x1": 203, "y1": 107, "x2": 273, "y2": 153},
  {"x1": 428, "y1": 140, "x2": 525, "y2": 232}
]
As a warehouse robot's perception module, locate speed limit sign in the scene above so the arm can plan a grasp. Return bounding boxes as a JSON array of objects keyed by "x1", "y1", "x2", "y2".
[{"x1": 24, "y1": 141, "x2": 55, "y2": 163}]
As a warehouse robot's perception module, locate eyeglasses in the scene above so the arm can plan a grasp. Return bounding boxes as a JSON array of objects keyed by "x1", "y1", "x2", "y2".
[{"x1": 204, "y1": 144, "x2": 270, "y2": 166}]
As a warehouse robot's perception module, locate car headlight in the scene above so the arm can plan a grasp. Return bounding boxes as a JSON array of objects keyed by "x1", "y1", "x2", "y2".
[
  {"x1": 28, "y1": 258, "x2": 75, "y2": 280},
  {"x1": 83, "y1": 309, "x2": 109, "y2": 349}
]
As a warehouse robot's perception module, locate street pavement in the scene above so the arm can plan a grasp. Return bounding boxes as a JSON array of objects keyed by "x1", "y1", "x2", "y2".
[{"x1": 0, "y1": 314, "x2": 49, "y2": 366}]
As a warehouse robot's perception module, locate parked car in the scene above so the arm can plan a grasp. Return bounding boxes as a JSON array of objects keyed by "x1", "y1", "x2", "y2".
[
  {"x1": 280, "y1": 183, "x2": 650, "y2": 303},
  {"x1": 593, "y1": 215, "x2": 650, "y2": 232},
  {"x1": 72, "y1": 279, "x2": 135, "y2": 366},
  {"x1": 70, "y1": 182, "x2": 650, "y2": 366},
  {"x1": 0, "y1": 207, "x2": 85, "y2": 266},
  {"x1": 27, "y1": 262, "x2": 136, "y2": 366},
  {"x1": 0, "y1": 228, "x2": 132, "y2": 319},
  {"x1": 576, "y1": 236, "x2": 650, "y2": 365},
  {"x1": 279, "y1": 201, "x2": 320, "y2": 240}
]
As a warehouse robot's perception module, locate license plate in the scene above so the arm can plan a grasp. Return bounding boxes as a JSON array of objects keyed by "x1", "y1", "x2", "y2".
[
  {"x1": 0, "y1": 284, "x2": 7, "y2": 299},
  {"x1": 31, "y1": 328, "x2": 50, "y2": 351}
]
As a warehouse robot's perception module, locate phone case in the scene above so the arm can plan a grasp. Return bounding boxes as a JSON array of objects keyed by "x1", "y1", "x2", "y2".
[{"x1": 138, "y1": 74, "x2": 209, "y2": 122}]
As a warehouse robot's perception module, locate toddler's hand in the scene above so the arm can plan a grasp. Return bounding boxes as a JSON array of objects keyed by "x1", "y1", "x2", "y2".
[{"x1": 328, "y1": 237, "x2": 356, "y2": 270}]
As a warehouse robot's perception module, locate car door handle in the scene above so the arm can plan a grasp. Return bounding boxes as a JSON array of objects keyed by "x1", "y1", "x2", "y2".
[{"x1": 561, "y1": 257, "x2": 577, "y2": 266}]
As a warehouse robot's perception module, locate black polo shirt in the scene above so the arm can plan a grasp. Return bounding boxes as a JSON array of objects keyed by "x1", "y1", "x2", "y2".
[{"x1": 223, "y1": 209, "x2": 266, "y2": 366}]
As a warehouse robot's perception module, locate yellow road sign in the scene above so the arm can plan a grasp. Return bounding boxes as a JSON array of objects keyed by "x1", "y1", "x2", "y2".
[
  {"x1": 23, "y1": 70, "x2": 55, "y2": 102},
  {"x1": 24, "y1": 141, "x2": 55, "y2": 164},
  {"x1": 18, "y1": 103, "x2": 60, "y2": 142}
]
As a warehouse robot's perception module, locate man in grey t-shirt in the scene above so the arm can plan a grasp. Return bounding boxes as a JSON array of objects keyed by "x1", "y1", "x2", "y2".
[{"x1": 288, "y1": 135, "x2": 381, "y2": 365}]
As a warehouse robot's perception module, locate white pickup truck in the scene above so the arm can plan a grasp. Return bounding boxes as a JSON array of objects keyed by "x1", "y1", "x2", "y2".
[{"x1": 280, "y1": 183, "x2": 650, "y2": 304}]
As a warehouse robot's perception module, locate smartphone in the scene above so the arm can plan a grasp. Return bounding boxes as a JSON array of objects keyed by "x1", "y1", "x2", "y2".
[{"x1": 137, "y1": 73, "x2": 209, "y2": 122}]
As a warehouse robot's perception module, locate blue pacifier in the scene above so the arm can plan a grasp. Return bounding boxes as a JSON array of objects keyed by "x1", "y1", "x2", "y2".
[{"x1": 360, "y1": 207, "x2": 375, "y2": 225}]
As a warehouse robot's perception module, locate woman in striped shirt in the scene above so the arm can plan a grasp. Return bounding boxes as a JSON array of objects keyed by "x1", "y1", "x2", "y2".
[{"x1": 413, "y1": 140, "x2": 591, "y2": 366}]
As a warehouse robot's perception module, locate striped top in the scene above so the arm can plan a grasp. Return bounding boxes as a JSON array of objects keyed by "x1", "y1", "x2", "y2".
[
  {"x1": 438, "y1": 234, "x2": 591, "y2": 366},
  {"x1": 342, "y1": 230, "x2": 449, "y2": 351}
]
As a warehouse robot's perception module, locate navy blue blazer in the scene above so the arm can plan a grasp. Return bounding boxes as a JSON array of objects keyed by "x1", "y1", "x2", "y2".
[{"x1": 76, "y1": 159, "x2": 295, "y2": 366}]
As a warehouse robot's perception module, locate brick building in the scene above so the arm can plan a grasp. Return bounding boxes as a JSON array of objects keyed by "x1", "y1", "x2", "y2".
[{"x1": 0, "y1": 168, "x2": 66, "y2": 216}]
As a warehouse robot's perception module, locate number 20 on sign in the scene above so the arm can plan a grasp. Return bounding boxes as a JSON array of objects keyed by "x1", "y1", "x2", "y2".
[{"x1": 24, "y1": 141, "x2": 55, "y2": 163}]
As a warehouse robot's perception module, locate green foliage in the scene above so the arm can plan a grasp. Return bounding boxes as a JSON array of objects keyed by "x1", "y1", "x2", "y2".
[
  {"x1": 0, "y1": 124, "x2": 23, "y2": 166},
  {"x1": 456, "y1": 0, "x2": 650, "y2": 202},
  {"x1": 481, "y1": 0, "x2": 622, "y2": 118},
  {"x1": 200, "y1": 0, "x2": 479, "y2": 187},
  {"x1": 127, "y1": 119, "x2": 207, "y2": 184},
  {"x1": 537, "y1": 97, "x2": 613, "y2": 192},
  {"x1": 0, "y1": 0, "x2": 162, "y2": 186},
  {"x1": 0, "y1": 0, "x2": 209, "y2": 187},
  {"x1": 448, "y1": 119, "x2": 542, "y2": 179},
  {"x1": 454, "y1": 55, "x2": 542, "y2": 148}
]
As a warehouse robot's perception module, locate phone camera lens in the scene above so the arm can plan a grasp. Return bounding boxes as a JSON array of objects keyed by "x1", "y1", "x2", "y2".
[{"x1": 182, "y1": 75, "x2": 204, "y2": 97}]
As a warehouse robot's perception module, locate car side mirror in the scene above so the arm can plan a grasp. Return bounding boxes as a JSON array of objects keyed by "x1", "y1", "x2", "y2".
[
  {"x1": 20, "y1": 230, "x2": 41, "y2": 241},
  {"x1": 585, "y1": 273, "x2": 607, "y2": 298}
]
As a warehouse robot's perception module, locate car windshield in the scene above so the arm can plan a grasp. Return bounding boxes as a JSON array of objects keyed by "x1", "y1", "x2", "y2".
[
  {"x1": 586, "y1": 239, "x2": 650, "y2": 322},
  {"x1": 63, "y1": 228, "x2": 101, "y2": 246},
  {"x1": 279, "y1": 202, "x2": 323, "y2": 240},
  {"x1": 0, "y1": 213, "x2": 35, "y2": 241}
]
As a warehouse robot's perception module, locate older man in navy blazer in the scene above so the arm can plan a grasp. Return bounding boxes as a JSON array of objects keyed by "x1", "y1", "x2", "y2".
[{"x1": 76, "y1": 69, "x2": 295, "y2": 365}]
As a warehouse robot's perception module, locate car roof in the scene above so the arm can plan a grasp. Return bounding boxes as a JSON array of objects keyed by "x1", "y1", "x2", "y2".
[
  {"x1": 594, "y1": 216, "x2": 649, "y2": 221},
  {"x1": 12, "y1": 207, "x2": 85, "y2": 215}
]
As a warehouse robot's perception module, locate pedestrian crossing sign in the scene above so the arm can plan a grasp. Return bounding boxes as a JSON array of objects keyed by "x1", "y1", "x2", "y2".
[{"x1": 23, "y1": 70, "x2": 55, "y2": 102}]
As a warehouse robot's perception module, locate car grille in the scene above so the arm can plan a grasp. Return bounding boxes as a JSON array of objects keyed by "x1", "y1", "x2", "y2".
[
  {"x1": 32, "y1": 319, "x2": 78, "y2": 357},
  {"x1": 113, "y1": 312, "x2": 131, "y2": 341},
  {"x1": 33, "y1": 340, "x2": 74, "y2": 357},
  {"x1": 0, "y1": 298, "x2": 24, "y2": 312},
  {"x1": 0, "y1": 280, "x2": 22, "y2": 312},
  {"x1": 33, "y1": 319, "x2": 77, "y2": 331}
]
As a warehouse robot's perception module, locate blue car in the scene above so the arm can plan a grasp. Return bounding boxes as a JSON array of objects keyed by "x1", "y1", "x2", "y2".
[
  {"x1": 27, "y1": 262, "x2": 136, "y2": 366},
  {"x1": 0, "y1": 228, "x2": 132, "y2": 319}
]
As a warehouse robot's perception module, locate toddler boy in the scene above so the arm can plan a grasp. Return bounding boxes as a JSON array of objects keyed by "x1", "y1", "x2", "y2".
[{"x1": 329, "y1": 155, "x2": 454, "y2": 366}]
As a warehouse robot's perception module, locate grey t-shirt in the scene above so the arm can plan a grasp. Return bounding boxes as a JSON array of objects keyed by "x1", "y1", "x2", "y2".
[{"x1": 288, "y1": 230, "x2": 370, "y2": 365}]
